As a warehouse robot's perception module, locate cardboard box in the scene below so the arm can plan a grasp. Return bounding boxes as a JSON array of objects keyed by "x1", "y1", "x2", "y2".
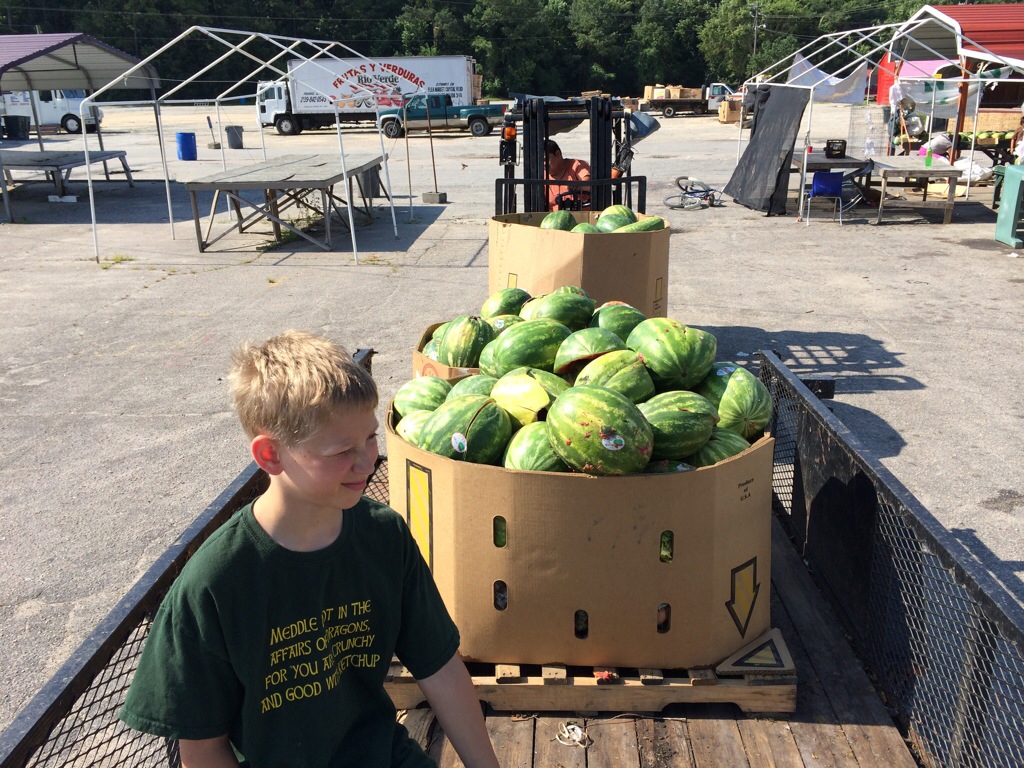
[
  {"x1": 644, "y1": 85, "x2": 655, "y2": 101},
  {"x1": 386, "y1": 406, "x2": 774, "y2": 668},
  {"x1": 719, "y1": 100, "x2": 741, "y2": 124},
  {"x1": 488, "y1": 212, "x2": 669, "y2": 317},
  {"x1": 412, "y1": 323, "x2": 480, "y2": 379}
]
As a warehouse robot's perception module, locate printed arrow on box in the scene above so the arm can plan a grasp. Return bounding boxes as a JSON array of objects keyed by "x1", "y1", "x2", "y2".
[{"x1": 726, "y1": 557, "x2": 760, "y2": 638}]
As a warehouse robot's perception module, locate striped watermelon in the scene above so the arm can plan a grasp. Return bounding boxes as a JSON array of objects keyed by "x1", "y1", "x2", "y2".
[
  {"x1": 547, "y1": 385, "x2": 653, "y2": 475},
  {"x1": 481, "y1": 288, "x2": 532, "y2": 318},
  {"x1": 394, "y1": 376, "x2": 451, "y2": 417},
  {"x1": 685, "y1": 427, "x2": 750, "y2": 468},
  {"x1": 638, "y1": 391, "x2": 718, "y2": 460},
  {"x1": 694, "y1": 362, "x2": 773, "y2": 440},
  {"x1": 529, "y1": 293, "x2": 596, "y2": 331},
  {"x1": 595, "y1": 212, "x2": 632, "y2": 233},
  {"x1": 590, "y1": 304, "x2": 647, "y2": 342},
  {"x1": 502, "y1": 422, "x2": 569, "y2": 472},
  {"x1": 431, "y1": 322, "x2": 450, "y2": 340},
  {"x1": 421, "y1": 338, "x2": 439, "y2": 361},
  {"x1": 437, "y1": 315, "x2": 495, "y2": 368},
  {"x1": 599, "y1": 204, "x2": 637, "y2": 224},
  {"x1": 519, "y1": 295, "x2": 546, "y2": 320},
  {"x1": 574, "y1": 349, "x2": 655, "y2": 404},
  {"x1": 541, "y1": 210, "x2": 576, "y2": 231},
  {"x1": 447, "y1": 374, "x2": 498, "y2": 399},
  {"x1": 553, "y1": 328, "x2": 625, "y2": 377},
  {"x1": 419, "y1": 394, "x2": 512, "y2": 465},
  {"x1": 491, "y1": 319, "x2": 572, "y2": 375},
  {"x1": 478, "y1": 340, "x2": 500, "y2": 376},
  {"x1": 553, "y1": 285, "x2": 590, "y2": 297},
  {"x1": 504, "y1": 367, "x2": 571, "y2": 401},
  {"x1": 645, "y1": 459, "x2": 695, "y2": 474},
  {"x1": 486, "y1": 314, "x2": 526, "y2": 334},
  {"x1": 491, "y1": 373, "x2": 554, "y2": 429},
  {"x1": 396, "y1": 409, "x2": 433, "y2": 447},
  {"x1": 626, "y1": 318, "x2": 717, "y2": 391}
]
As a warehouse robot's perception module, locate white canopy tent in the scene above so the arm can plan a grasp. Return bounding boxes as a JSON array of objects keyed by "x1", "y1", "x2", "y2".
[
  {"x1": 79, "y1": 27, "x2": 406, "y2": 262},
  {"x1": 739, "y1": 14, "x2": 1024, "y2": 215}
]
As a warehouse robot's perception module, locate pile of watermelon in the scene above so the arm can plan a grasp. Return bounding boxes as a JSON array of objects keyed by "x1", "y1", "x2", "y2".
[
  {"x1": 539, "y1": 205, "x2": 666, "y2": 234},
  {"x1": 394, "y1": 285, "x2": 773, "y2": 476}
]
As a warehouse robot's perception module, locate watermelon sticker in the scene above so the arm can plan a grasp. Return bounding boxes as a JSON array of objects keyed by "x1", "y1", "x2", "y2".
[
  {"x1": 600, "y1": 427, "x2": 625, "y2": 452},
  {"x1": 717, "y1": 366, "x2": 736, "y2": 377},
  {"x1": 451, "y1": 433, "x2": 468, "y2": 453}
]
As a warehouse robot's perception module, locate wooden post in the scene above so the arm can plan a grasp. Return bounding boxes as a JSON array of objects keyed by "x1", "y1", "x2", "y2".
[{"x1": 951, "y1": 58, "x2": 975, "y2": 163}]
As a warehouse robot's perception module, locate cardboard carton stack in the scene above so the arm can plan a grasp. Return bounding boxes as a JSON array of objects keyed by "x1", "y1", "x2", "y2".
[{"x1": 719, "y1": 99, "x2": 742, "y2": 124}]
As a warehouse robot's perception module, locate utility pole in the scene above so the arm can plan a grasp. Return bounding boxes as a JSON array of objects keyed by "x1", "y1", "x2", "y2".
[{"x1": 750, "y1": 4, "x2": 762, "y2": 60}]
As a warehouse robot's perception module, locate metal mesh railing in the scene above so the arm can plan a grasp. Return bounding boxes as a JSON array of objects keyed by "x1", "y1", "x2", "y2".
[{"x1": 759, "y1": 349, "x2": 1024, "y2": 767}]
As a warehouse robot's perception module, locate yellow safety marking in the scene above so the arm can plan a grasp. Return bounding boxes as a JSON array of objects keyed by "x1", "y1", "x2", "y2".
[
  {"x1": 725, "y1": 558, "x2": 760, "y2": 637},
  {"x1": 507, "y1": 273, "x2": 518, "y2": 289},
  {"x1": 743, "y1": 643, "x2": 783, "y2": 667},
  {"x1": 655, "y1": 277, "x2": 664, "y2": 302},
  {"x1": 406, "y1": 462, "x2": 432, "y2": 569}
]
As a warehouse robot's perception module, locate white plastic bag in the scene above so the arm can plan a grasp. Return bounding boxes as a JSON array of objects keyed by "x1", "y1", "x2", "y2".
[{"x1": 953, "y1": 157, "x2": 994, "y2": 182}]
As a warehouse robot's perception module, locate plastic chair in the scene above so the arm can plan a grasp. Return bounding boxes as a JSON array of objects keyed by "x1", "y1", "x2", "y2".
[{"x1": 806, "y1": 171, "x2": 845, "y2": 225}]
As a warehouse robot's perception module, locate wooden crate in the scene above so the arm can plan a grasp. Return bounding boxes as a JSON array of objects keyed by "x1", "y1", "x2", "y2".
[
  {"x1": 386, "y1": 628, "x2": 796, "y2": 715},
  {"x1": 963, "y1": 109, "x2": 1022, "y2": 133}
]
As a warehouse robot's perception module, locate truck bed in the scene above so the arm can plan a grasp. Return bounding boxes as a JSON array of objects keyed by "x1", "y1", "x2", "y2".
[{"x1": 397, "y1": 516, "x2": 917, "y2": 767}]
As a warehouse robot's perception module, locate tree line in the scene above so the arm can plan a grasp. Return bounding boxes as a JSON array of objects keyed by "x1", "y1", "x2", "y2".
[{"x1": 1, "y1": 0, "x2": 955, "y2": 98}]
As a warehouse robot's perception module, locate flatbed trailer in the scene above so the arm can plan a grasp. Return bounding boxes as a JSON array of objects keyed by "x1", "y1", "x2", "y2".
[{"x1": 1, "y1": 351, "x2": 1022, "y2": 767}]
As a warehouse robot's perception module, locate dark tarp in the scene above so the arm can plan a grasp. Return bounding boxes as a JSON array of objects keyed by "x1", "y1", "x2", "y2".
[{"x1": 725, "y1": 85, "x2": 809, "y2": 216}]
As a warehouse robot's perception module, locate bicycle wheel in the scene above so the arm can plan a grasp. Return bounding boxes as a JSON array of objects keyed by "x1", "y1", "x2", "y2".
[{"x1": 676, "y1": 176, "x2": 712, "y2": 195}]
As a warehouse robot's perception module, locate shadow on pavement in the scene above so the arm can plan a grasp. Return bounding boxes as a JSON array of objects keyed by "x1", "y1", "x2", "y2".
[{"x1": 950, "y1": 527, "x2": 1024, "y2": 606}]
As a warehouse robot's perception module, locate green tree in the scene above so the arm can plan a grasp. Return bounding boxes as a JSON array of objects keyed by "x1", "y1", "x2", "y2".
[{"x1": 471, "y1": 0, "x2": 562, "y2": 96}]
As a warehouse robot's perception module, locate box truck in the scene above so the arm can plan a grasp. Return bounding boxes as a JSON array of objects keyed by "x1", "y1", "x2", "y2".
[
  {"x1": 0, "y1": 89, "x2": 102, "y2": 134},
  {"x1": 258, "y1": 55, "x2": 481, "y2": 135}
]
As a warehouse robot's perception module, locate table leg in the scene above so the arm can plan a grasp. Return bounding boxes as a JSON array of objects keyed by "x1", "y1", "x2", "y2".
[
  {"x1": 322, "y1": 188, "x2": 331, "y2": 248},
  {"x1": 874, "y1": 175, "x2": 888, "y2": 225},
  {"x1": 269, "y1": 189, "x2": 282, "y2": 241},
  {"x1": 0, "y1": 165, "x2": 12, "y2": 223},
  {"x1": 231, "y1": 195, "x2": 244, "y2": 232},
  {"x1": 189, "y1": 189, "x2": 205, "y2": 252},
  {"x1": 120, "y1": 156, "x2": 135, "y2": 188},
  {"x1": 944, "y1": 175, "x2": 956, "y2": 225},
  {"x1": 922, "y1": 178, "x2": 928, "y2": 202}
]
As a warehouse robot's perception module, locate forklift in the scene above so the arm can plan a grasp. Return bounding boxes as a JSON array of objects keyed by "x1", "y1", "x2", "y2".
[{"x1": 496, "y1": 95, "x2": 659, "y2": 215}]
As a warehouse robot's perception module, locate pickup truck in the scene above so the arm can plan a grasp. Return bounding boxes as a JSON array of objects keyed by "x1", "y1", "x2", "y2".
[
  {"x1": 377, "y1": 94, "x2": 506, "y2": 138},
  {"x1": 646, "y1": 82, "x2": 736, "y2": 117}
]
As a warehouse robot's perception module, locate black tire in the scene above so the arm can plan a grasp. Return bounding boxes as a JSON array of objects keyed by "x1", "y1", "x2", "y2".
[
  {"x1": 695, "y1": 102, "x2": 708, "y2": 115},
  {"x1": 382, "y1": 120, "x2": 404, "y2": 139},
  {"x1": 61, "y1": 114, "x2": 82, "y2": 134},
  {"x1": 275, "y1": 115, "x2": 301, "y2": 136},
  {"x1": 469, "y1": 118, "x2": 491, "y2": 137},
  {"x1": 662, "y1": 105, "x2": 677, "y2": 118}
]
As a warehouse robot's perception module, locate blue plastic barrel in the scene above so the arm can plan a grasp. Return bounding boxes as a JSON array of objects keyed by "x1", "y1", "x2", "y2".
[{"x1": 176, "y1": 132, "x2": 197, "y2": 161}]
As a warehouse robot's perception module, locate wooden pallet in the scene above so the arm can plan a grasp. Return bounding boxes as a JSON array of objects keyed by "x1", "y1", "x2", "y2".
[{"x1": 386, "y1": 629, "x2": 796, "y2": 714}]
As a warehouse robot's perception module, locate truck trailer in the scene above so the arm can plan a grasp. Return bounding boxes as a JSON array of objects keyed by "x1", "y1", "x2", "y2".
[
  {"x1": 644, "y1": 82, "x2": 736, "y2": 117},
  {"x1": 258, "y1": 55, "x2": 480, "y2": 135}
]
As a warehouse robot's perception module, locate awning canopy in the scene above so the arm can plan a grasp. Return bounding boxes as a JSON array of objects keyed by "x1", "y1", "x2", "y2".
[
  {"x1": 0, "y1": 33, "x2": 160, "y2": 92},
  {"x1": 899, "y1": 5, "x2": 1024, "y2": 68}
]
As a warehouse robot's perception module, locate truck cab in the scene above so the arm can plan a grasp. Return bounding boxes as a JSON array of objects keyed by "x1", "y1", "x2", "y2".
[
  {"x1": 377, "y1": 94, "x2": 505, "y2": 138},
  {"x1": 258, "y1": 82, "x2": 296, "y2": 134},
  {"x1": 0, "y1": 89, "x2": 102, "y2": 134},
  {"x1": 705, "y1": 82, "x2": 736, "y2": 110}
]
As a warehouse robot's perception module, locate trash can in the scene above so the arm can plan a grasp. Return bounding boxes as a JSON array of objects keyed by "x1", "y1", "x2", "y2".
[
  {"x1": 5, "y1": 115, "x2": 31, "y2": 140},
  {"x1": 225, "y1": 125, "x2": 244, "y2": 149},
  {"x1": 358, "y1": 168, "x2": 380, "y2": 199},
  {"x1": 176, "y1": 132, "x2": 198, "y2": 161}
]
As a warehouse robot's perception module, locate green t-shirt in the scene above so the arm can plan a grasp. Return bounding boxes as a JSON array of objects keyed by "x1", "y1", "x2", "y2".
[{"x1": 121, "y1": 498, "x2": 459, "y2": 767}]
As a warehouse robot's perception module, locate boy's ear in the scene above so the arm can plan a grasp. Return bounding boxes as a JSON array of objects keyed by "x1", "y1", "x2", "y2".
[{"x1": 251, "y1": 435, "x2": 285, "y2": 475}]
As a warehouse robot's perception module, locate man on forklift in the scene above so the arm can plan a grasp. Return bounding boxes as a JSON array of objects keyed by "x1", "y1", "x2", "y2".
[{"x1": 545, "y1": 139, "x2": 592, "y2": 211}]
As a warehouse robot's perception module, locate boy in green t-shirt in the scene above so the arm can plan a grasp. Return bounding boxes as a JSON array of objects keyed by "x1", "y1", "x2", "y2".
[{"x1": 121, "y1": 331, "x2": 499, "y2": 768}]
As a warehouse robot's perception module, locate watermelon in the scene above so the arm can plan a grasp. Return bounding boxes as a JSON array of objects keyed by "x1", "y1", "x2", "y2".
[
  {"x1": 574, "y1": 349, "x2": 655, "y2": 403},
  {"x1": 685, "y1": 427, "x2": 750, "y2": 468},
  {"x1": 419, "y1": 394, "x2": 512, "y2": 465},
  {"x1": 645, "y1": 459, "x2": 695, "y2": 474},
  {"x1": 486, "y1": 314, "x2": 526, "y2": 334},
  {"x1": 491, "y1": 373, "x2": 554, "y2": 429},
  {"x1": 553, "y1": 285, "x2": 590, "y2": 298},
  {"x1": 481, "y1": 288, "x2": 531, "y2": 319},
  {"x1": 553, "y1": 328, "x2": 625, "y2": 377},
  {"x1": 504, "y1": 367, "x2": 571, "y2": 400},
  {"x1": 447, "y1": 374, "x2": 498, "y2": 399},
  {"x1": 421, "y1": 338, "x2": 439, "y2": 361},
  {"x1": 478, "y1": 340, "x2": 500, "y2": 376},
  {"x1": 546, "y1": 385, "x2": 653, "y2": 475},
  {"x1": 431, "y1": 322, "x2": 450, "y2": 340},
  {"x1": 627, "y1": 318, "x2": 717, "y2": 391},
  {"x1": 519, "y1": 296, "x2": 546, "y2": 320},
  {"x1": 571, "y1": 222, "x2": 601, "y2": 234},
  {"x1": 491, "y1": 319, "x2": 572, "y2": 375},
  {"x1": 437, "y1": 315, "x2": 495, "y2": 368},
  {"x1": 590, "y1": 304, "x2": 647, "y2": 342},
  {"x1": 395, "y1": 409, "x2": 433, "y2": 447},
  {"x1": 599, "y1": 204, "x2": 638, "y2": 224},
  {"x1": 393, "y1": 376, "x2": 451, "y2": 418},
  {"x1": 694, "y1": 363, "x2": 773, "y2": 440},
  {"x1": 614, "y1": 216, "x2": 665, "y2": 233},
  {"x1": 638, "y1": 391, "x2": 718, "y2": 460},
  {"x1": 502, "y1": 422, "x2": 568, "y2": 472},
  {"x1": 528, "y1": 292, "x2": 596, "y2": 331},
  {"x1": 540, "y1": 210, "x2": 577, "y2": 231},
  {"x1": 596, "y1": 212, "x2": 633, "y2": 233}
]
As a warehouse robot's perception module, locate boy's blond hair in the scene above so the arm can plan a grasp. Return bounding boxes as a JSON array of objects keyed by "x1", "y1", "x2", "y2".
[{"x1": 229, "y1": 331, "x2": 378, "y2": 445}]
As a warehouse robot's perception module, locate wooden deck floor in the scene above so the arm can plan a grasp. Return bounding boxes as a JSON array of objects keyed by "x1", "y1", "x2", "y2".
[{"x1": 396, "y1": 520, "x2": 919, "y2": 767}]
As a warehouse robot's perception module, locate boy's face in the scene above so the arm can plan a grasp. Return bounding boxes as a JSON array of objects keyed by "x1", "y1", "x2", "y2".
[{"x1": 272, "y1": 405, "x2": 380, "y2": 513}]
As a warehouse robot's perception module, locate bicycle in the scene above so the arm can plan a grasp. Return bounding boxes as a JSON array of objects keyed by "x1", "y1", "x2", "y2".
[{"x1": 663, "y1": 176, "x2": 724, "y2": 210}]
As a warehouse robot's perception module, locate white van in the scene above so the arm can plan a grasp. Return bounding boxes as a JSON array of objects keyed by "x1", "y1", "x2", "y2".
[{"x1": 0, "y1": 90, "x2": 103, "y2": 134}]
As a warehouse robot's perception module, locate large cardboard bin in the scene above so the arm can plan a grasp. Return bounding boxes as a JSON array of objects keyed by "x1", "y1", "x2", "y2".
[
  {"x1": 488, "y1": 212, "x2": 669, "y2": 318},
  {"x1": 385, "y1": 407, "x2": 773, "y2": 669},
  {"x1": 412, "y1": 323, "x2": 480, "y2": 379}
]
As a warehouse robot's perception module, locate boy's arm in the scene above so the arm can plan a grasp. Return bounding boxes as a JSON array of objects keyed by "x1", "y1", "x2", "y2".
[
  {"x1": 416, "y1": 654, "x2": 499, "y2": 768},
  {"x1": 179, "y1": 736, "x2": 241, "y2": 768}
]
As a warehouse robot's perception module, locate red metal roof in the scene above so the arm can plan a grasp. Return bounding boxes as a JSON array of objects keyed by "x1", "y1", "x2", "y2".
[
  {"x1": 0, "y1": 33, "x2": 159, "y2": 91},
  {"x1": 927, "y1": 4, "x2": 1024, "y2": 63}
]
